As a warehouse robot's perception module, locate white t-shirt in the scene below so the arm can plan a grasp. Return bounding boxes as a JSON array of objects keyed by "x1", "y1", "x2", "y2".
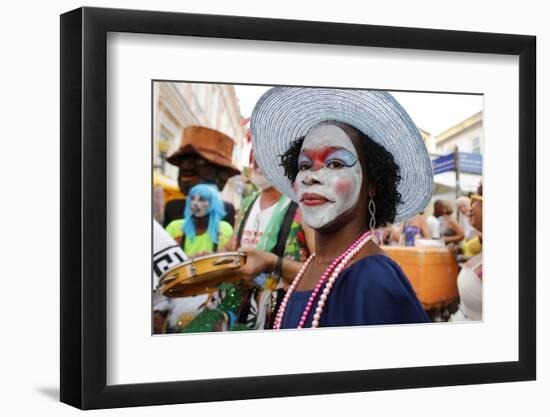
[
  {"x1": 452, "y1": 254, "x2": 483, "y2": 321},
  {"x1": 239, "y1": 197, "x2": 281, "y2": 249},
  {"x1": 238, "y1": 195, "x2": 290, "y2": 328}
]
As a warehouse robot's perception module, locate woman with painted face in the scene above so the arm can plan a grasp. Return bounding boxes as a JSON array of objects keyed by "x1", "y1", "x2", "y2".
[
  {"x1": 250, "y1": 87, "x2": 432, "y2": 329},
  {"x1": 165, "y1": 184, "x2": 233, "y2": 256}
]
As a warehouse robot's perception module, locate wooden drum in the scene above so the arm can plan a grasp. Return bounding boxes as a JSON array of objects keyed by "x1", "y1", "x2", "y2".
[{"x1": 382, "y1": 246, "x2": 459, "y2": 310}]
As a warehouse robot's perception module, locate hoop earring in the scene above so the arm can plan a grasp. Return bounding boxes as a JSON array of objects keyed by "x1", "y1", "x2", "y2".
[{"x1": 368, "y1": 196, "x2": 376, "y2": 239}]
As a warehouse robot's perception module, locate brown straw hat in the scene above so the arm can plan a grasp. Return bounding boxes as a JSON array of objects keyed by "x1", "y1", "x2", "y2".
[{"x1": 167, "y1": 126, "x2": 241, "y2": 176}]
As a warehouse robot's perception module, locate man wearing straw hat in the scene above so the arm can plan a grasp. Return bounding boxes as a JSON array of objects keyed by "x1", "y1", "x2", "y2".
[{"x1": 164, "y1": 126, "x2": 241, "y2": 227}]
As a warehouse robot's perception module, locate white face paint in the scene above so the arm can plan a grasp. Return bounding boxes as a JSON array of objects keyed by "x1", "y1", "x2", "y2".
[
  {"x1": 190, "y1": 194, "x2": 210, "y2": 218},
  {"x1": 250, "y1": 172, "x2": 272, "y2": 191},
  {"x1": 294, "y1": 124, "x2": 363, "y2": 230}
]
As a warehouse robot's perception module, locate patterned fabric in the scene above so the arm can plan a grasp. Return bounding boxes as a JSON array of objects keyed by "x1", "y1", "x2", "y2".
[
  {"x1": 181, "y1": 283, "x2": 250, "y2": 333},
  {"x1": 284, "y1": 209, "x2": 310, "y2": 263}
]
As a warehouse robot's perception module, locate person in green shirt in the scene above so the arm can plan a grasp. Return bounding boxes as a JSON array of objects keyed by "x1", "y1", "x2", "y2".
[
  {"x1": 165, "y1": 184, "x2": 233, "y2": 256},
  {"x1": 161, "y1": 184, "x2": 234, "y2": 333}
]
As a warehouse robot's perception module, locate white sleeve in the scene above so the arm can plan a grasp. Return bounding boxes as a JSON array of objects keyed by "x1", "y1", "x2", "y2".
[{"x1": 152, "y1": 220, "x2": 188, "y2": 289}]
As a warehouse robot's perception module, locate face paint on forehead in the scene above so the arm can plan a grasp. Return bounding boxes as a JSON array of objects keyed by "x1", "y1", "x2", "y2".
[{"x1": 302, "y1": 124, "x2": 358, "y2": 155}]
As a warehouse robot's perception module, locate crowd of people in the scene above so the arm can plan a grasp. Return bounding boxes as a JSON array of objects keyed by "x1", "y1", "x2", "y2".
[{"x1": 152, "y1": 87, "x2": 483, "y2": 333}]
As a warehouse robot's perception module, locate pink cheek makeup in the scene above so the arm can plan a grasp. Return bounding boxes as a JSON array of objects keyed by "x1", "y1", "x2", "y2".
[{"x1": 335, "y1": 177, "x2": 353, "y2": 196}]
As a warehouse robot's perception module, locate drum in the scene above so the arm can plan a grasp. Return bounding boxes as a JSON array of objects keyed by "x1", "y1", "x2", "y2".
[
  {"x1": 382, "y1": 246, "x2": 459, "y2": 310},
  {"x1": 159, "y1": 252, "x2": 247, "y2": 298}
]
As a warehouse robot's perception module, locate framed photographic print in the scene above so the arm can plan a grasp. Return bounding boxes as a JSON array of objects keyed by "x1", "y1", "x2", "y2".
[{"x1": 60, "y1": 6, "x2": 536, "y2": 410}]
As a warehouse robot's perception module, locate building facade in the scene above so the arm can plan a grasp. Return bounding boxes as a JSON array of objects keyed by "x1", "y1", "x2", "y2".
[
  {"x1": 434, "y1": 111, "x2": 483, "y2": 156},
  {"x1": 431, "y1": 111, "x2": 483, "y2": 200},
  {"x1": 153, "y1": 82, "x2": 247, "y2": 181}
]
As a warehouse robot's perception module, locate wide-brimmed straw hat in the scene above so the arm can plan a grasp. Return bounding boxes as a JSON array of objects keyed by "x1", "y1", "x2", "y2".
[
  {"x1": 167, "y1": 126, "x2": 241, "y2": 176},
  {"x1": 250, "y1": 87, "x2": 433, "y2": 222}
]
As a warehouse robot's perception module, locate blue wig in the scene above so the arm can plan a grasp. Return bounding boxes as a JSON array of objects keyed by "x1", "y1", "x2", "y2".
[{"x1": 183, "y1": 184, "x2": 227, "y2": 244}]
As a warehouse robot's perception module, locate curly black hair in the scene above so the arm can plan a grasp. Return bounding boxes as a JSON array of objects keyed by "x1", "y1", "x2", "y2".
[{"x1": 279, "y1": 124, "x2": 402, "y2": 227}]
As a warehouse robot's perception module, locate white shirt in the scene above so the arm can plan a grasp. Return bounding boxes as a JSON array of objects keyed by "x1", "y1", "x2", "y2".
[
  {"x1": 239, "y1": 197, "x2": 280, "y2": 249},
  {"x1": 454, "y1": 254, "x2": 483, "y2": 321}
]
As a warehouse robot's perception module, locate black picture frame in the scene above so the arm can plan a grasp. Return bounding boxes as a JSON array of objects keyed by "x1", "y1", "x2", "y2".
[{"x1": 60, "y1": 6, "x2": 536, "y2": 410}]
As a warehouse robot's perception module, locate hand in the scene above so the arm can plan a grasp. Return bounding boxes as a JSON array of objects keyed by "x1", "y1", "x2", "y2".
[{"x1": 236, "y1": 247, "x2": 277, "y2": 283}]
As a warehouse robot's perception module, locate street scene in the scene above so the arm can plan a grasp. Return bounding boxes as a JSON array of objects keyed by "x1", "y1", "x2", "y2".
[{"x1": 152, "y1": 82, "x2": 483, "y2": 334}]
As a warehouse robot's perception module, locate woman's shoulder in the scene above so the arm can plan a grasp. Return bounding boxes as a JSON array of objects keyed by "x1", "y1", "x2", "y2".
[
  {"x1": 349, "y1": 253, "x2": 402, "y2": 272},
  {"x1": 340, "y1": 254, "x2": 411, "y2": 293},
  {"x1": 332, "y1": 254, "x2": 429, "y2": 324}
]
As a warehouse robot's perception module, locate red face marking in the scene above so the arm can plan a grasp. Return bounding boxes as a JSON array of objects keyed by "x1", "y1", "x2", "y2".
[{"x1": 303, "y1": 146, "x2": 341, "y2": 171}]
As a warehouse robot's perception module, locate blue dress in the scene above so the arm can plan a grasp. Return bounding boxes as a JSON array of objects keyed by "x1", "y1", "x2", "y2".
[{"x1": 281, "y1": 254, "x2": 430, "y2": 328}]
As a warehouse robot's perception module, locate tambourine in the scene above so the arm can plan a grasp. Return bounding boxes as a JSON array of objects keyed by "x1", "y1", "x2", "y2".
[{"x1": 159, "y1": 252, "x2": 247, "y2": 298}]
